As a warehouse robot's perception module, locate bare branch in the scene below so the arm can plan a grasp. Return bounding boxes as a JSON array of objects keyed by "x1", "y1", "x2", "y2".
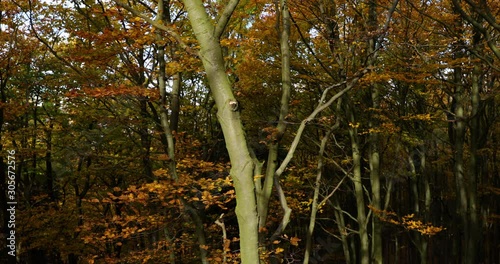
[
  {"x1": 113, "y1": 0, "x2": 199, "y2": 57},
  {"x1": 27, "y1": 0, "x2": 83, "y2": 76},
  {"x1": 269, "y1": 175, "x2": 291, "y2": 241},
  {"x1": 319, "y1": 175, "x2": 347, "y2": 210},
  {"x1": 214, "y1": 0, "x2": 240, "y2": 39},
  {"x1": 275, "y1": 68, "x2": 369, "y2": 178},
  {"x1": 463, "y1": 0, "x2": 500, "y2": 32}
]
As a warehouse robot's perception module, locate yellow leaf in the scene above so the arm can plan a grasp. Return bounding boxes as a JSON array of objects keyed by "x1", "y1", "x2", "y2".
[
  {"x1": 349, "y1": 122, "x2": 360, "y2": 128},
  {"x1": 253, "y1": 174, "x2": 264, "y2": 180}
]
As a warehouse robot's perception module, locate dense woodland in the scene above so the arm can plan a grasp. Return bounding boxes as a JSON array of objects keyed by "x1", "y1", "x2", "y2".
[{"x1": 0, "y1": 0, "x2": 499, "y2": 263}]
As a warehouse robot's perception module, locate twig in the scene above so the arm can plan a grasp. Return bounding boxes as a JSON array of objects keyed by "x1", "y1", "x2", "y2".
[
  {"x1": 215, "y1": 214, "x2": 228, "y2": 264},
  {"x1": 113, "y1": 0, "x2": 199, "y2": 57}
]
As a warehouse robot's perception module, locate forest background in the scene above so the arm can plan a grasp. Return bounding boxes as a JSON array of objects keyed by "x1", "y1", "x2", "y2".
[{"x1": 0, "y1": 0, "x2": 499, "y2": 263}]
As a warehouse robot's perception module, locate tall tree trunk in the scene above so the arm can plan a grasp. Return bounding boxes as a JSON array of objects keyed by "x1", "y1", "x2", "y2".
[
  {"x1": 367, "y1": 1, "x2": 382, "y2": 261},
  {"x1": 156, "y1": 1, "x2": 177, "y2": 181},
  {"x1": 369, "y1": 94, "x2": 382, "y2": 264},
  {"x1": 303, "y1": 127, "x2": 335, "y2": 264},
  {"x1": 449, "y1": 4, "x2": 468, "y2": 262},
  {"x1": 156, "y1": 1, "x2": 208, "y2": 263},
  {"x1": 140, "y1": 100, "x2": 154, "y2": 180},
  {"x1": 409, "y1": 145, "x2": 429, "y2": 264},
  {"x1": 165, "y1": 0, "x2": 181, "y2": 134},
  {"x1": 256, "y1": 0, "x2": 292, "y2": 238},
  {"x1": 347, "y1": 101, "x2": 369, "y2": 264},
  {"x1": 154, "y1": 6, "x2": 179, "y2": 263},
  {"x1": 69, "y1": 156, "x2": 92, "y2": 264},
  {"x1": 46, "y1": 118, "x2": 55, "y2": 201},
  {"x1": 452, "y1": 58, "x2": 468, "y2": 264},
  {"x1": 467, "y1": 53, "x2": 481, "y2": 264},
  {"x1": 332, "y1": 197, "x2": 352, "y2": 264},
  {"x1": 181, "y1": 1, "x2": 260, "y2": 262},
  {"x1": 170, "y1": 71, "x2": 181, "y2": 132}
]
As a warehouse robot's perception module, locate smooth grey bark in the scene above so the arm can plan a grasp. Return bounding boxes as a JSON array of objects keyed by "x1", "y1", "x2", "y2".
[
  {"x1": 367, "y1": 1, "x2": 382, "y2": 261},
  {"x1": 452, "y1": 59, "x2": 469, "y2": 264},
  {"x1": 464, "y1": 13, "x2": 498, "y2": 260},
  {"x1": 449, "y1": 3, "x2": 497, "y2": 261},
  {"x1": 332, "y1": 197, "x2": 352, "y2": 264},
  {"x1": 368, "y1": 91, "x2": 382, "y2": 264},
  {"x1": 408, "y1": 145, "x2": 429, "y2": 264},
  {"x1": 466, "y1": 48, "x2": 481, "y2": 264},
  {"x1": 215, "y1": 214, "x2": 229, "y2": 264},
  {"x1": 154, "y1": 2, "x2": 178, "y2": 262},
  {"x1": 367, "y1": 1, "x2": 398, "y2": 262},
  {"x1": 256, "y1": 0, "x2": 292, "y2": 238},
  {"x1": 155, "y1": 2, "x2": 178, "y2": 182},
  {"x1": 449, "y1": 5, "x2": 474, "y2": 262},
  {"x1": 347, "y1": 103, "x2": 369, "y2": 264},
  {"x1": 181, "y1": 1, "x2": 260, "y2": 263},
  {"x1": 169, "y1": 72, "x2": 181, "y2": 132}
]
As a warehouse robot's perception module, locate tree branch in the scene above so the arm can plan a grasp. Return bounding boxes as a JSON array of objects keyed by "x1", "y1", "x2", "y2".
[
  {"x1": 214, "y1": 0, "x2": 240, "y2": 39},
  {"x1": 275, "y1": 68, "x2": 369, "y2": 178},
  {"x1": 451, "y1": 0, "x2": 500, "y2": 60},
  {"x1": 113, "y1": 0, "x2": 199, "y2": 57},
  {"x1": 463, "y1": 0, "x2": 500, "y2": 32},
  {"x1": 27, "y1": 0, "x2": 83, "y2": 76},
  {"x1": 289, "y1": 12, "x2": 336, "y2": 80}
]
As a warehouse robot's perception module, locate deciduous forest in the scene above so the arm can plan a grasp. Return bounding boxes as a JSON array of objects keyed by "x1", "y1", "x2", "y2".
[{"x1": 0, "y1": 0, "x2": 499, "y2": 263}]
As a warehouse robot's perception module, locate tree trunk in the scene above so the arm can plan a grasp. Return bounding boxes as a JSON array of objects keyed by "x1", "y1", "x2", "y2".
[
  {"x1": 140, "y1": 100, "x2": 154, "y2": 180},
  {"x1": 170, "y1": 71, "x2": 181, "y2": 132},
  {"x1": 45, "y1": 118, "x2": 55, "y2": 200},
  {"x1": 467, "y1": 57, "x2": 481, "y2": 264},
  {"x1": 181, "y1": 1, "x2": 260, "y2": 262},
  {"x1": 257, "y1": 0, "x2": 292, "y2": 237},
  {"x1": 347, "y1": 101, "x2": 369, "y2": 264},
  {"x1": 367, "y1": 1, "x2": 382, "y2": 261},
  {"x1": 332, "y1": 197, "x2": 352, "y2": 264},
  {"x1": 409, "y1": 145, "x2": 429, "y2": 264},
  {"x1": 155, "y1": 1, "x2": 209, "y2": 262},
  {"x1": 303, "y1": 127, "x2": 335, "y2": 264},
  {"x1": 452, "y1": 60, "x2": 469, "y2": 264}
]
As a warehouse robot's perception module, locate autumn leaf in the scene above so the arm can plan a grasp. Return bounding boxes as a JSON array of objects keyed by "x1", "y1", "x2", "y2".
[{"x1": 290, "y1": 236, "x2": 301, "y2": 246}]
